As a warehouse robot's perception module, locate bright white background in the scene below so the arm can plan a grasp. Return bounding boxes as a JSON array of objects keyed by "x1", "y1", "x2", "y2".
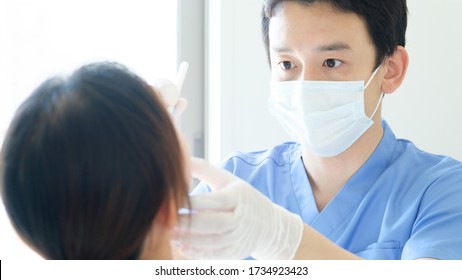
[
  {"x1": 206, "y1": 0, "x2": 462, "y2": 163},
  {"x1": 0, "y1": 0, "x2": 178, "y2": 139}
]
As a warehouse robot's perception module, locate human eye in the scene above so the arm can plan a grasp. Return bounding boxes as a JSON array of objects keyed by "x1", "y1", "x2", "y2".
[
  {"x1": 322, "y1": 58, "x2": 343, "y2": 69},
  {"x1": 277, "y1": 60, "x2": 296, "y2": 70}
]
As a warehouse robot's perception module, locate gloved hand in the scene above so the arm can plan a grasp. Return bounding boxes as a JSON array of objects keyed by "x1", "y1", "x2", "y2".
[{"x1": 174, "y1": 157, "x2": 304, "y2": 260}]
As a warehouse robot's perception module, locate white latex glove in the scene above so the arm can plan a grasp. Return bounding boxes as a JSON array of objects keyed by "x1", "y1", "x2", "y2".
[
  {"x1": 152, "y1": 61, "x2": 189, "y2": 128},
  {"x1": 174, "y1": 157, "x2": 304, "y2": 260}
]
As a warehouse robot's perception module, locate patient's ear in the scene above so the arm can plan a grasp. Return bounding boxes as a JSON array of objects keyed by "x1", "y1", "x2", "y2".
[
  {"x1": 153, "y1": 197, "x2": 178, "y2": 228},
  {"x1": 381, "y1": 46, "x2": 409, "y2": 94},
  {"x1": 139, "y1": 198, "x2": 178, "y2": 260}
]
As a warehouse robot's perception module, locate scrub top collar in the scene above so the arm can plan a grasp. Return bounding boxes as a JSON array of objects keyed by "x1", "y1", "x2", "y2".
[{"x1": 291, "y1": 120, "x2": 398, "y2": 238}]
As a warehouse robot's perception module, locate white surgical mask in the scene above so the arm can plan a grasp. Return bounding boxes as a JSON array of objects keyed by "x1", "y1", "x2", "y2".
[{"x1": 268, "y1": 67, "x2": 383, "y2": 157}]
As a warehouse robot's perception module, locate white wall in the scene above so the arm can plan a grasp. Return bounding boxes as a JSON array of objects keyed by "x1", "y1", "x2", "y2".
[{"x1": 207, "y1": 0, "x2": 462, "y2": 162}]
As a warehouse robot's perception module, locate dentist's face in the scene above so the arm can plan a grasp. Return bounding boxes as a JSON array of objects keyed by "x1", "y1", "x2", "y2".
[{"x1": 268, "y1": 1, "x2": 384, "y2": 116}]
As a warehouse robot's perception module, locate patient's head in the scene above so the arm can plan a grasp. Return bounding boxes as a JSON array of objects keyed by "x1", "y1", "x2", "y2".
[{"x1": 0, "y1": 62, "x2": 189, "y2": 259}]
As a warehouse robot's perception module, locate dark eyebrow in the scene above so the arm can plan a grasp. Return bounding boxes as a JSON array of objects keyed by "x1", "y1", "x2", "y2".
[
  {"x1": 271, "y1": 47, "x2": 294, "y2": 54},
  {"x1": 316, "y1": 42, "x2": 351, "y2": 52},
  {"x1": 271, "y1": 42, "x2": 352, "y2": 54}
]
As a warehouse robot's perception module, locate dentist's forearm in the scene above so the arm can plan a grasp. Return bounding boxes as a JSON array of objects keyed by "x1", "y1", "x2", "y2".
[{"x1": 293, "y1": 224, "x2": 362, "y2": 260}]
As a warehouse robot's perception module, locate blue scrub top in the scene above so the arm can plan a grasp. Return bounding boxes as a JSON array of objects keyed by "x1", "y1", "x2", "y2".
[{"x1": 193, "y1": 120, "x2": 462, "y2": 259}]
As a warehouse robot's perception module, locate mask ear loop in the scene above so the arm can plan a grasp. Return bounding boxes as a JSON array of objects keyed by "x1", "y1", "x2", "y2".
[
  {"x1": 365, "y1": 66, "x2": 382, "y2": 89},
  {"x1": 364, "y1": 65, "x2": 384, "y2": 119},
  {"x1": 369, "y1": 92, "x2": 384, "y2": 119}
]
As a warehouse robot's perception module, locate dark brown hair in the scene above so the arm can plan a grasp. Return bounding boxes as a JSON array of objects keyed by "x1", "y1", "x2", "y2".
[
  {"x1": 261, "y1": 0, "x2": 408, "y2": 69},
  {"x1": 1, "y1": 62, "x2": 189, "y2": 259}
]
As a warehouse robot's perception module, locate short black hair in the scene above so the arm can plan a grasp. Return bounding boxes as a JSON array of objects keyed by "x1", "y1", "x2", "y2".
[
  {"x1": 261, "y1": 0, "x2": 408, "y2": 69},
  {"x1": 1, "y1": 62, "x2": 189, "y2": 259}
]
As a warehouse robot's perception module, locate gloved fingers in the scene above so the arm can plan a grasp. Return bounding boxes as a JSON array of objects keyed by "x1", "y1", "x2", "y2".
[
  {"x1": 173, "y1": 223, "x2": 238, "y2": 259},
  {"x1": 173, "y1": 230, "x2": 238, "y2": 250},
  {"x1": 190, "y1": 157, "x2": 241, "y2": 191},
  {"x1": 176, "y1": 210, "x2": 236, "y2": 234},
  {"x1": 177, "y1": 243, "x2": 246, "y2": 260},
  {"x1": 188, "y1": 191, "x2": 239, "y2": 212},
  {"x1": 177, "y1": 246, "x2": 220, "y2": 260},
  {"x1": 170, "y1": 97, "x2": 187, "y2": 127}
]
